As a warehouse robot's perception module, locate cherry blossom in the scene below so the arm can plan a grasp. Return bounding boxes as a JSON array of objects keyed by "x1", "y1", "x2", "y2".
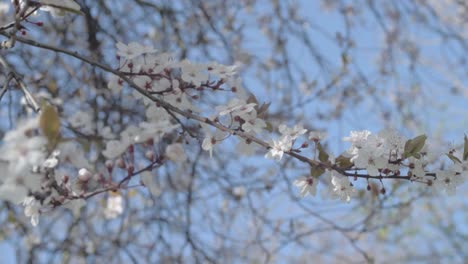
[
  {"x1": 165, "y1": 143, "x2": 187, "y2": 162},
  {"x1": 330, "y1": 173, "x2": 356, "y2": 203},
  {"x1": 343, "y1": 130, "x2": 371, "y2": 149},
  {"x1": 278, "y1": 124, "x2": 307, "y2": 139},
  {"x1": 23, "y1": 196, "x2": 41, "y2": 226},
  {"x1": 241, "y1": 113, "x2": 267, "y2": 134},
  {"x1": 265, "y1": 135, "x2": 293, "y2": 161},
  {"x1": 308, "y1": 131, "x2": 327, "y2": 142},
  {"x1": 293, "y1": 176, "x2": 318, "y2": 197},
  {"x1": 207, "y1": 62, "x2": 238, "y2": 79},
  {"x1": 353, "y1": 149, "x2": 387, "y2": 176},
  {"x1": 179, "y1": 60, "x2": 208, "y2": 86},
  {"x1": 103, "y1": 194, "x2": 124, "y2": 219},
  {"x1": 216, "y1": 98, "x2": 256, "y2": 117},
  {"x1": 433, "y1": 170, "x2": 463, "y2": 195},
  {"x1": 116, "y1": 42, "x2": 157, "y2": 60}
]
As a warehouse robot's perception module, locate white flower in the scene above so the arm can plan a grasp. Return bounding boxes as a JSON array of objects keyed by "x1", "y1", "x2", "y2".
[
  {"x1": 330, "y1": 173, "x2": 356, "y2": 203},
  {"x1": 104, "y1": 195, "x2": 123, "y2": 219},
  {"x1": 35, "y1": 0, "x2": 81, "y2": 16},
  {"x1": 1, "y1": 117, "x2": 46, "y2": 177},
  {"x1": 42, "y1": 150, "x2": 60, "y2": 169},
  {"x1": 102, "y1": 140, "x2": 129, "y2": 159},
  {"x1": 308, "y1": 131, "x2": 327, "y2": 142},
  {"x1": 294, "y1": 176, "x2": 318, "y2": 197},
  {"x1": 179, "y1": 60, "x2": 208, "y2": 86},
  {"x1": 240, "y1": 109, "x2": 266, "y2": 134},
  {"x1": 135, "y1": 121, "x2": 179, "y2": 143},
  {"x1": 408, "y1": 157, "x2": 426, "y2": 179},
  {"x1": 378, "y1": 129, "x2": 405, "y2": 154},
  {"x1": 134, "y1": 75, "x2": 152, "y2": 90},
  {"x1": 201, "y1": 125, "x2": 225, "y2": 158},
  {"x1": 116, "y1": 42, "x2": 156, "y2": 60},
  {"x1": 242, "y1": 117, "x2": 266, "y2": 134},
  {"x1": 69, "y1": 111, "x2": 94, "y2": 134},
  {"x1": 202, "y1": 136, "x2": 216, "y2": 157},
  {"x1": 278, "y1": 124, "x2": 307, "y2": 139},
  {"x1": 0, "y1": 179, "x2": 28, "y2": 204},
  {"x1": 151, "y1": 78, "x2": 171, "y2": 92},
  {"x1": 141, "y1": 53, "x2": 174, "y2": 74},
  {"x1": 227, "y1": 77, "x2": 248, "y2": 99},
  {"x1": 43, "y1": 156, "x2": 59, "y2": 169},
  {"x1": 59, "y1": 142, "x2": 91, "y2": 168},
  {"x1": 23, "y1": 196, "x2": 40, "y2": 226},
  {"x1": 451, "y1": 161, "x2": 468, "y2": 179},
  {"x1": 165, "y1": 143, "x2": 186, "y2": 162},
  {"x1": 207, "y1": 62, "x2": 238, "y2": 79},
  {"x1": 343, "y1": 130, "x2": 371, "y2": 149},
  {"x1": 434, "y1": 170, "x2": 463, "y2": 195},
  {"x1": 140, "y1": 171, "x2": 162, "y2": 197},
  {"x1": 353, "y1": 149, "x2": 387, "y2": 176},
  {"x1": 164, "y1": 88, "x2": 194, "y2": 111},
  {"x1": 265, "y1": 135, "x2": 292, "y2": 161},
  {"x1": 108, "y1": 75, "x2": 124, "y2": 94},
  {"x1": 216, "y1": 98, "x2": 256, "y2": 117}
]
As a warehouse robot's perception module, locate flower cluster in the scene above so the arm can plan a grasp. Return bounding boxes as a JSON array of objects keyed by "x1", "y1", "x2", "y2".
[
  {"x1": 0, "y1": 117, "x2": 46, "y2": 204},
  {"x1": 289, "y1": 130, "x2": 468, "y2": 202},
  {"x1": 1, "y1": 40, "x2": 467, "y2": 227},
  {"x1": 265, "y1": 125, "x2": 307, "y2": 161}
]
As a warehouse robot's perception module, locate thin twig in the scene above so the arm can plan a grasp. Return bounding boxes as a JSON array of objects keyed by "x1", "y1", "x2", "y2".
[{"x1": 0, "y1": 54, "x2": 40, "y2": 112}]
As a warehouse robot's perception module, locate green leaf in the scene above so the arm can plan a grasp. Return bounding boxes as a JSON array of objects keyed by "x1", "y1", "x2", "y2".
[
  {"x1": 310, "y1": 166, "x2": 325, "y2": 178},
  {"x1": 335, "y1": 154, "x2": 354, "y2": 169},
  {"x1": 403, "y1": 134, "x2": 427, "y2": 159},
  {"x1": 265, "y1": 122, "x2": 273, "y2": 133},
  {"x1": 39, "y1": 102, "x2": 61, "y2": 145},
  {"x1": 317, "y1": 142, "x2": 329, "y2": 163},
  {"x1": 447, "y1": 153, "x2": 462, "y2": 164},
  {"x1": 463, "y1": 134, "x2": 468, "y2": 161}
]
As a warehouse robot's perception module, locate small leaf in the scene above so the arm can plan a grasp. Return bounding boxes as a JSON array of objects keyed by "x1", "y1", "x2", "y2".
[
  {"x1": 403, "y1": 134, "x2": 427, "y2": 158},
  {"x1": 317, "y1": 142, "x2": 329, "y2": 163},
  {"x1": 246, "y1": 93, "x2": 258, "y2": 105},
  {"x1": 39, "y1": 102, "x2": 61, "y2": 144},
  {"x1": 310, "y1": 166, "x2": 325, "y2": 178},
  {"x1": 7, "y1": 211, "x2": 16, "y2": 223},
  {"x1": 447, "y1": 153, "x2": 462, "y2": 164},
  {"x1": 463, "y1": 134, "x2": 468, "y2": 161},
  {"x1": 46, "y1": 80, "x2": 58, "y2": 95},
  {"x1": 265, "y1": 122, "x2": 273, "y2": 133},
  {"x1": 341, "y1": 52, "x2": 349, "y2": 66},
  {"x1": 257, "y1": 102, "x2": 271, "y2": 117},
  {"x1": 335, "y1": 154, "x2": 354, "y2": 169}
]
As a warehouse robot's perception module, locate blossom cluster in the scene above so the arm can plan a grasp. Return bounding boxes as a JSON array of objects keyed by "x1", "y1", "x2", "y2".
[
  {"x1": 290, "y1": 129, "x2": 468, "y2": 202},
  {"x1": 0, "y1": 39, "x2": 466, "y2": 228}
]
